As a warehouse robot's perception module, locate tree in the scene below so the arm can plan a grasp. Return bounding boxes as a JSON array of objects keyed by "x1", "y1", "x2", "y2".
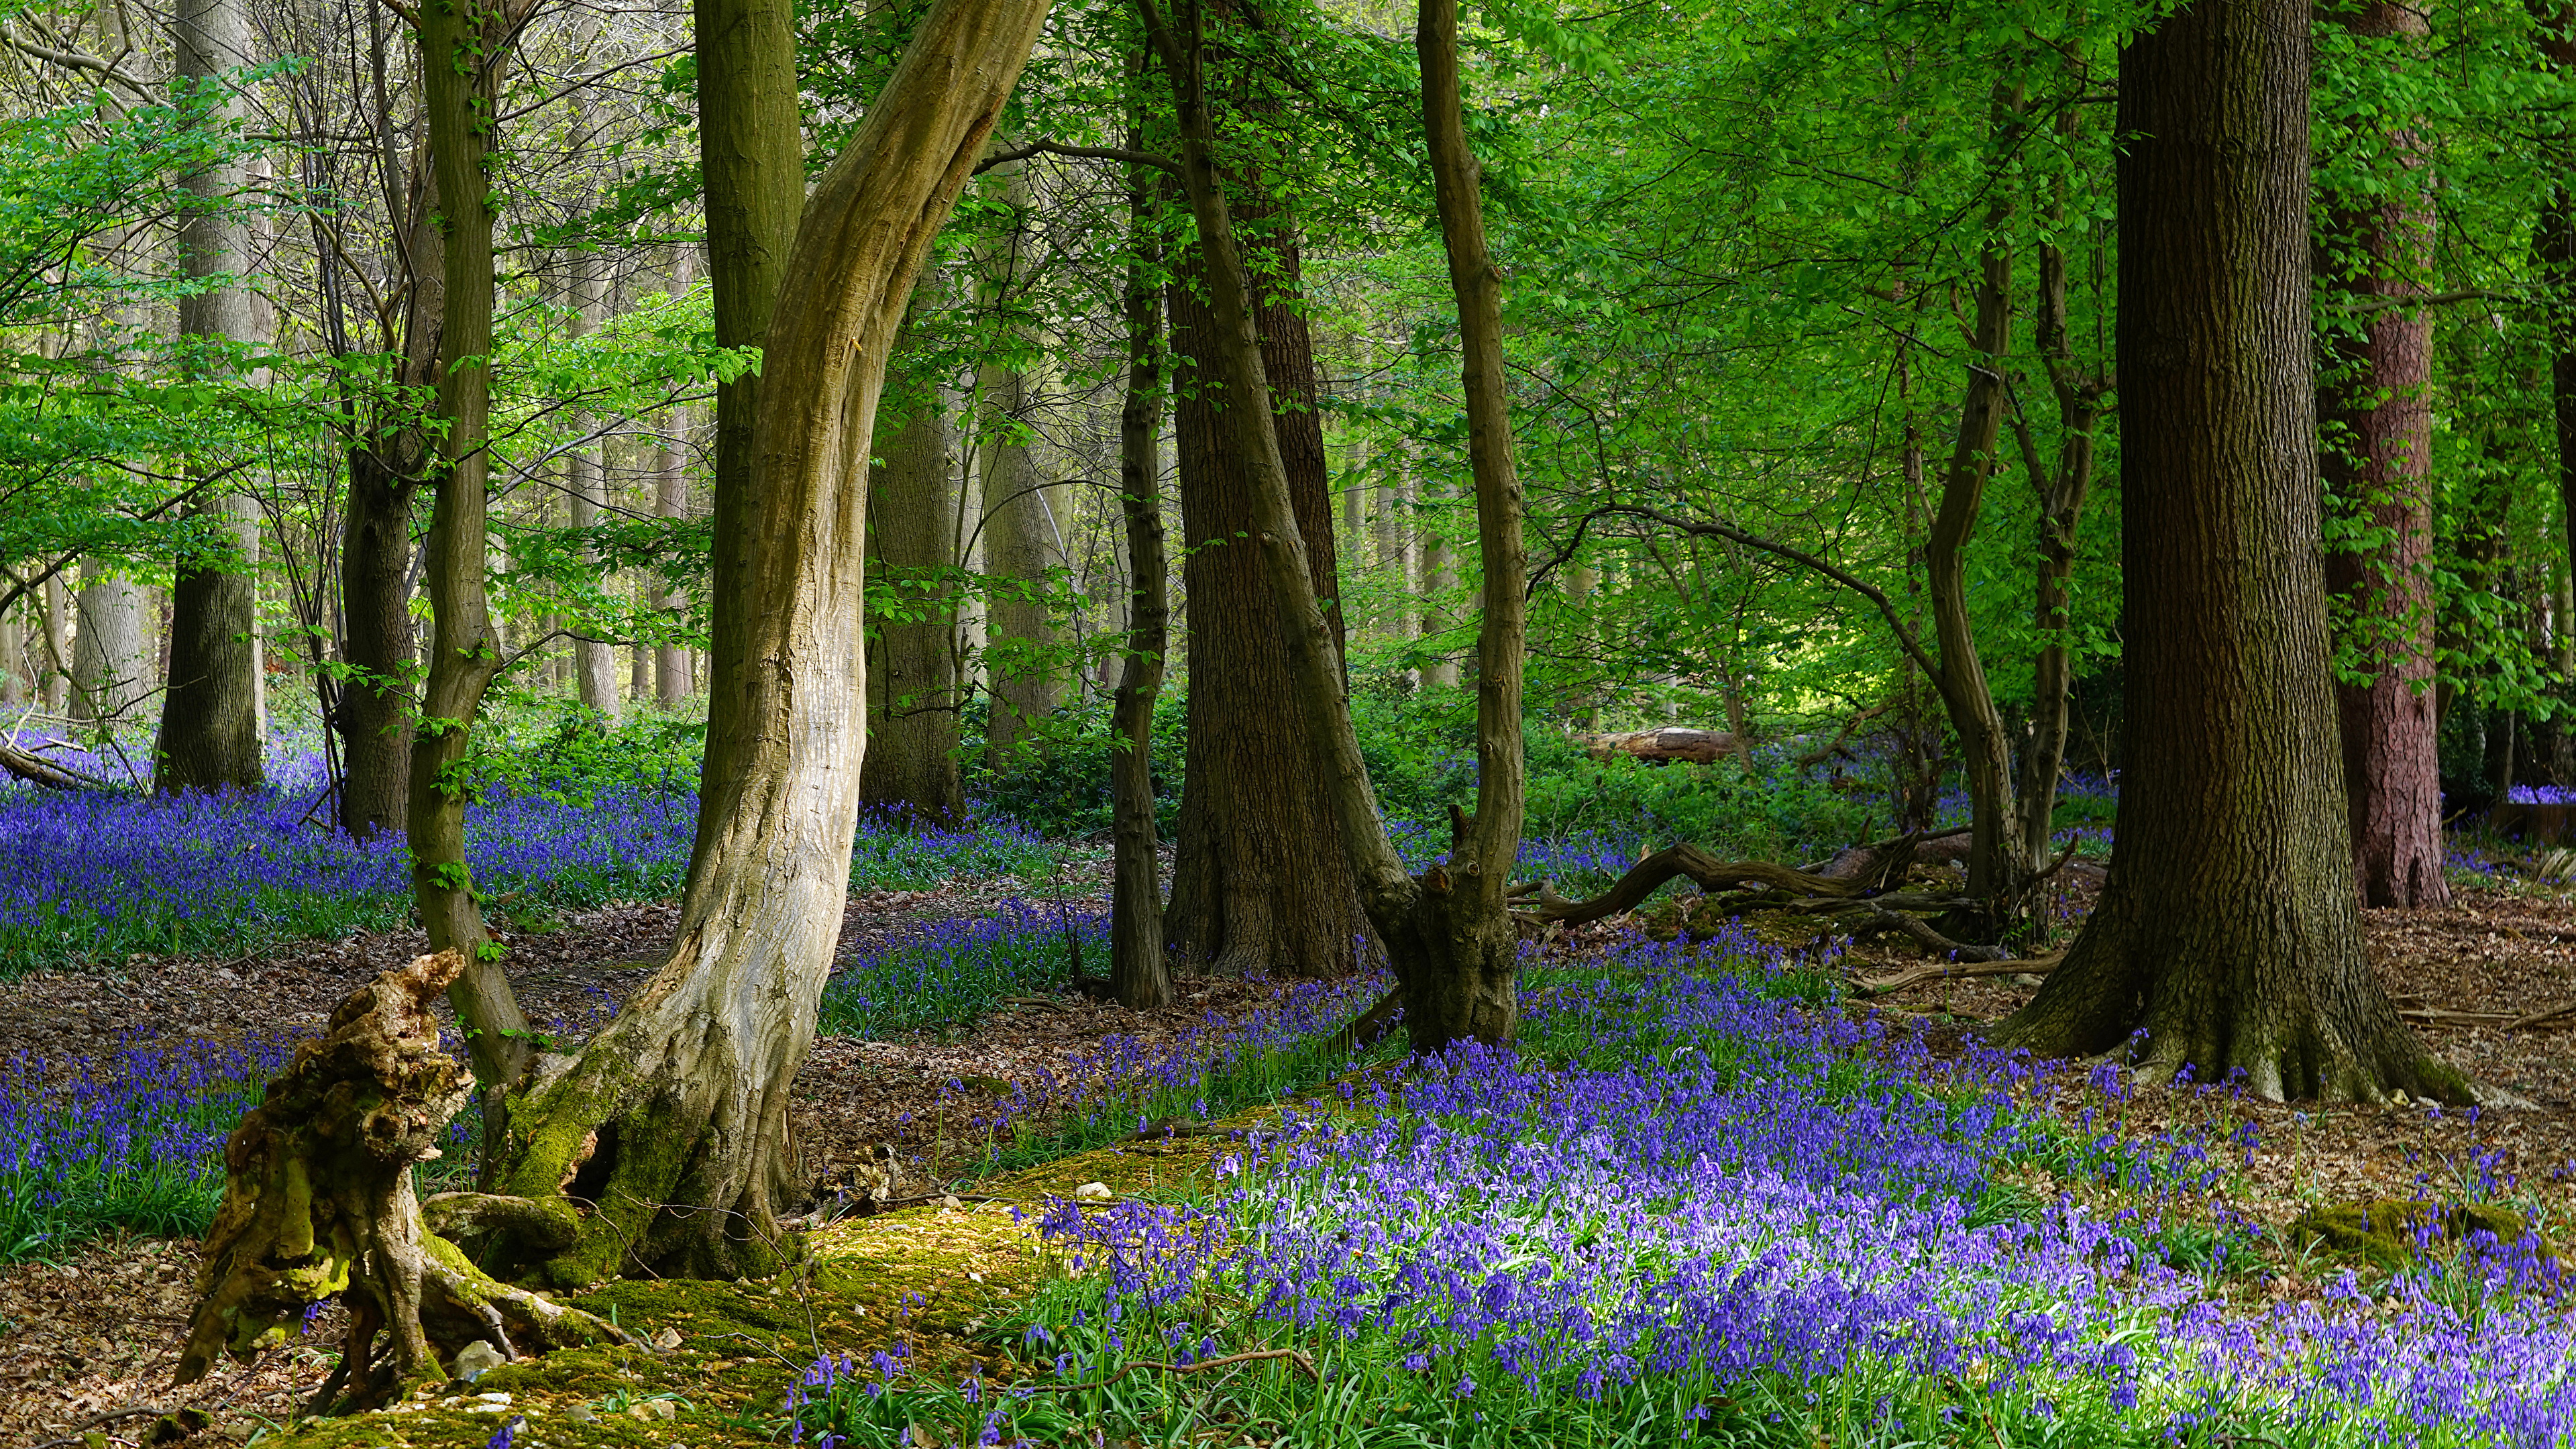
[
  {"x1": 1110, "y1": 110, "x2": 1173, "y2": 1010},
  {"x1": 862, "y1": 292, "x2": 970, "y2": 826},
  {"x1": 1160, "y1": 0, "x2": 1364, "y2": 979},
  {"x1": 470, "y1": 0, "x2": 1055, "y2": 1284},
  {"x1": 2320, "y1": 0, "x2": 2446, "y2": 909},
  {"x1": 156, "y1": 0, "x2": 266, "y2": 794},
  {"x1": 1992, "y1": 0, "x2": 2464, "y2": 1102}
]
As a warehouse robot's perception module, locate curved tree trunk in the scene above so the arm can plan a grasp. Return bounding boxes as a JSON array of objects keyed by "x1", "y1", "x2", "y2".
[
  {"x1": 157, "y1": 0, "x2": 265, "y2": 793},
  {"x1": 2321, "y1": 0, "x2": 2445, "y2": 909},
  {"x1": 483, "y1": 0, "x2": 1051, "y2": 1287},
  {"x1": 862, "y1": 299, "x2": 968, "y2": 825},
  {"x1": 1160, "y1": 13, "x2": 1360, "y2": 977},
  {"x1": 1991, "y1": 0, "x2": 2463, "y2": 1103}
]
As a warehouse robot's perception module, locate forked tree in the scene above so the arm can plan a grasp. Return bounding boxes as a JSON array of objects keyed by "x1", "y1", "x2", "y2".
[
  {"x1": 1990, "y1": 0, "x2": 2467, "y2": 1102},
  {"x1": 1138, "y1": 0, "x2": 1525, "y2": 1046}
]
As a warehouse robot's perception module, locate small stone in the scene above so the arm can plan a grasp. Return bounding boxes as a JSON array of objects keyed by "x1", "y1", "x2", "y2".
[
  {"x1": 476, "y1": 1392, "x2": 513, "y2": 1405},
  {"x1": 648, "y1": 1399, "x2": 678, "y2": 1420},
  {"x1": 939, "y1": 1194, "x2": 963, "y2": 1210},
  {"x1": 451, "y1": 1340, "x2": 506, "y2": 1382},
  {"x1": 566, "y1": 1406, "x2": 600, "y2": 1424},
  {"x1": 2010, "y1": 973, "x2": 2044, "y2": 987},
  {"x1": 1073, "y1": 1182, "x2": 1113, "y2": 1201},
  {"x1": 649, "y1": 1326, "x2": 684, "y2": 1352}
]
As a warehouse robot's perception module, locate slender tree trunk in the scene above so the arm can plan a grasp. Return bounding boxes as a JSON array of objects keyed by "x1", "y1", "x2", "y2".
[
  {"x1": 72, "y1": 567, "x2": 152, "y2": 724},
  {"x1": 0, "y1": 603, "x2": 20, "y2": 708},
  {"x1": 1111, "y1": 129, "x2": 1172, "y2": 1009},
  {"x1": 41, "y1": 572, "x2": 70, "y2": 714},
  {"x1": 1992, "y1": 0, "x2": 2463, "y2": 1103},
  {"x1": 156, "y1": 0, "x2": 265, "y2": 792},
  {"x1": 979, "y1": 367, "x2": 1057, "y2": 766},
  {"x1": 568, "y1": 254, "x2": 623, "y2": 720},
  {"x1": 410, "y1": 0, "x2": 538, "y2": 1095},
  {"x1": 1419, "y1": 464, "x2": 1458, "y2": 688},
  {"x1": 862, "y1": 292, "x2": 967, "y2": 824},
  {"x1": 1160, "y1": 5, "x2": 1361, "y2": 977},
  {"x1": 486, "y1": 0, "x2": 1049, "y2": 1285},
  {"x1": 656, "y1": 250, "x2": 698, "y2": 707},
  {"x1": 2320, "y1": 0, "x2": 2445, "y2": 908}
]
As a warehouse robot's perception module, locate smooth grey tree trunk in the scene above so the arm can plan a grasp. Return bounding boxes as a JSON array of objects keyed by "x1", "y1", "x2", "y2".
[
  {"x1": 72, "y1": 567, "x2": 154, "y2": 724},
  {"x1": 862, "y1": 297, "x2": 967, "y2": 824},
  {"x1": 567, "y1": 254, "x2": 622, "y2": 720}
]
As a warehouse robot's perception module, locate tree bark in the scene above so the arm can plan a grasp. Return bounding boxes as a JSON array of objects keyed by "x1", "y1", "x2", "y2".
[
  {"x1": 1111, "y1": 125, "x2": 1173, "y2": 1010},
  {"x1": 486, "y1": 0, "x2": 1050, "y2": 1285},
  {"x1": 861, "y1": 296, "x2": 967, "y2": 825},
  {"x1": 1419, "y1": 464, "x2": 1458, "y2": 688},
  {"x1": 1991, "y1": 0, "x2": 2464, "y2": 1103},
  {"x1": 567, "y1": 253, "x2": 623, "y2": 720},
  {"x1": 409, "y1": 0, "x2": 539, "y2": 1097},
  {"x1": 156, "y1": 0, "x2": 265, "y2": 793},
  {"x1": 2320, "y1": 0, "x2": 2445, "y2": 908},
  {"x1": 71, "y1": 566, "x2": 152, "y2": 724},
  {"x1": 656, "y1": 249, "x2": 699, "y2": 707},
  {"x1": 1160, "y1": 0, "x2": 1361, "y2": 978}
]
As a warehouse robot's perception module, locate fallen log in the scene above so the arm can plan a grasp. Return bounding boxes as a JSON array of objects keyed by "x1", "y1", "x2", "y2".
[
  {"x1": 1855, "y1": 955, "x2": 2061, "y2": 996},
  {"x1": 0, "y1": 741, "x2": 103, "y2": 790},
  {"x1": 1521, "y1": 843, "x2": 1868, "y2": 928},
  {"x1": 1578, "y1": 727, "x2": 1740, "y2": 766}
]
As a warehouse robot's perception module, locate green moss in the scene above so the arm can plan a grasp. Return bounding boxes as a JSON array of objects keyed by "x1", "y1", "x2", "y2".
[{"x1": 2290, "y1": 1199, "x2": 2553, "y2": 1272}]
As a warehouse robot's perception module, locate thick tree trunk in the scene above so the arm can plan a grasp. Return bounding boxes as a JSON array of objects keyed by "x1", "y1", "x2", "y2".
[
  {"x1": 485, "y1": 0, "x2": 1049, "y2": 1285},
  {"x1": 1111, "y1": 134, "x2": 1172, "y2": 1010},
  {"x1": 156, "y1": 0, "x2": 265, "y2": 793},
  {"x1": 71, "y1": 567, "x2": 152, "y2": 724},
  {"x1": 1992, "y1": 0, "x2": 2464, "y2": 1103},
  {"x1": 411, "y1": 0, "x2": 538, "y2": 1095},
  {"x1": 568, "y1": 256, "x2": 623, "y2": 720},
  {"x1": 2321, "y1": 0, "x2": 2445, "y2": 909},
  {"x1": 861, "y1": 304, "x2": 967, "y2": 824},
  {"x1": 1160, "y1": 15, "x2": 1361, "y2": 977}
]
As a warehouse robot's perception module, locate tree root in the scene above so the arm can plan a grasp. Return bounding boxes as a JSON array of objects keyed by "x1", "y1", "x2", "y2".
[
  {"x1": 1856, "y1": 955, "x2": 2063, "y2": 996},
  {"x1": 178, "y1": 951, "x2": 633, "y2": 1411}
]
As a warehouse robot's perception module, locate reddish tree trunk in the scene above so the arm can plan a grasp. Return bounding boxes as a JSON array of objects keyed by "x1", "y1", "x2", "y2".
[{"x1": 2322, "y1": 0, "x2": 2447, "y2": 909}]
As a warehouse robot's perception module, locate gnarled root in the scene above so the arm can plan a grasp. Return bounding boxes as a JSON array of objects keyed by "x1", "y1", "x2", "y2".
[{"x1": 176, "y1": 952, "x2": 633, "y2": 1412}]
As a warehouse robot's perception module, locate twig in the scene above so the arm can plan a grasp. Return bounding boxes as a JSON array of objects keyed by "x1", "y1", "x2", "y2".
[{"x1": 28, "y1": 1405, "x2": 172, "y2": 1449}]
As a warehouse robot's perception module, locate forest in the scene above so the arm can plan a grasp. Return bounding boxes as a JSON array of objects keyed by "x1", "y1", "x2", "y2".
[{"x1": 3, "y1": 0, "x2": 2576, "y2": 1440}]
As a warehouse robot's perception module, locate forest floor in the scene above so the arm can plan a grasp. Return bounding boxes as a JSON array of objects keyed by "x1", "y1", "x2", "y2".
[{"x1": 3, "y1": 873, "x2": 2573, "y2": 1448}]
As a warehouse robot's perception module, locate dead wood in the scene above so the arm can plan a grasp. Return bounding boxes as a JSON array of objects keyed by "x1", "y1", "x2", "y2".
[
  {"x1": 2396, "y1": 1000, "x2": 2576, "y2": 1032},
  {"x1": 177, "y1": 951, "x2": 629, "y2": 1411},
  {"x1": 1522, "y1": 844, "x2": 1868, "y2": 928},
  {"x1": 1577, "y1": 727, "x2": 1740, "y2": 765},
  {"x1": 0, "y1": 741, "x2": 102, "y2": 790},
  {"x1": 1856, "y1": 954, "x2": 2063, "y2": 996},
  {"x1": 1829, "y1": 902, "x2": 2010, "y2": 963}
]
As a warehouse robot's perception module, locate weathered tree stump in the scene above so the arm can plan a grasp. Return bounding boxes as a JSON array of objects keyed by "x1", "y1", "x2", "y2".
[{"x1": 176, "y1": 951, "x2": 629, "y2": 1412}]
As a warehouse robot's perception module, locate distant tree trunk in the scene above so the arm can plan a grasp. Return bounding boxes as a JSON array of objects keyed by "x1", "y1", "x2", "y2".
[
  {"x1": 410, "y1": 0, "x2": 539, "y2": 1096},
  {"x1": 1161, "y1": 0, "x2": 1361, "y2": 978},
  {"x1": 862, "y1": 295, "x2": 967, "y2": 824},
  {"x1": 156, "y1": 0, "x2": 265, "y2": 793},
  {"x1": 656, "y1": 250, "x2": 698, "y2": 707},
  {"x1": 483, "y1": 0, "x2": 1047, "y2": 1285},
  {"x1": 979, "y1": 360, "x2": 1057, "y2": 769},
  {"x1": 2320, "y1": 0, "x2": 2445, "y2": 908},
  {"x1": 0, "y1": 603, "x2": 21, "y2": 708},
  {"x1": 40, "y1": 572, "x2": 70, "y2": 714},
  {"x1": 1993, "y1": 0, "x2": 2465, "y2": 1103},
  {"x1": 72, "y1": 567, "x2": 152, "y2": 724},
  {"x1": 1419, "y1": 465, "x2": 1457, "y2": 688},
  {"x1": 567, "y1": 254, "x2": 623, "y2": 721},
  {"x1": 1111, "y1": 129, "x2": 1172, "y2": 1010}
]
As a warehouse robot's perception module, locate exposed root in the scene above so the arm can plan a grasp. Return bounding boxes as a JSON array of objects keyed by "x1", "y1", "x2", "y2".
[{"x1": 176, "y1": 951, "x2": 632, "y2": 1411}]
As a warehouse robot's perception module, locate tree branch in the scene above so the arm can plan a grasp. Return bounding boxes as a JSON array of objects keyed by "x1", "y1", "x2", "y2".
[{"x1": 974, "y1": 140, "x2": 1181, "y2": 178}]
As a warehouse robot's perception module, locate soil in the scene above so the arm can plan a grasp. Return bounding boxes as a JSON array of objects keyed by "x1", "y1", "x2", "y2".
[{"x1": 3, "y1": 869, "x2": 2572, "y2": 1448}]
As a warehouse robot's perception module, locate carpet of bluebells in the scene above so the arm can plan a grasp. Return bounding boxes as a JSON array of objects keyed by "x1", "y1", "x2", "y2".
[
  {"x1": 0, "y1": 736, "x2": 1057, "y2": 973},
  {"x1": 792, "y1": 930, "x2": 2576, "y2": 1449}
]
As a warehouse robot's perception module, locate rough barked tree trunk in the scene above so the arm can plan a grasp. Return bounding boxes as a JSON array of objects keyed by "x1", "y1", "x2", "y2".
[
  {"x1": 862, "y1": 292, "x2": 967, "y2": 824},
  {"x1": 485, "y1": 0, "x2": 1051, "y2": 1285},
  {"x1": 2321, "y1": 0, "x2": 2445, "y2": 909},
  {"x1": 656, "y1": 248, "x2": 700, "y2": 707},
  {"x1": 337, "y1": 158, "x2": 444, "y2": 841},
  {"x1": 1991, "y1": 0, "x2": 2465, "y2": 1102},
  {"x1": 409, "y1": 0, "x2": 539, "y2": 1095},
  {"x1": 156, "y1": 0, "x2": 265, "y2": 793},
  {"x1": 1111, "y1": 125, "x2": 1173, "y2": 1010},
  {"x1": 1141, "y1": 0, "x2": 1523, "y2": 1048},
  {"x1": 1161, "y1": 1, "x2": 1360, "y2": 978}
]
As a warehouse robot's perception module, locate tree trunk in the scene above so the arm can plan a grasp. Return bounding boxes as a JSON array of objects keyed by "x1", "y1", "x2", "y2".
[
  {"x1": 1991, "y1": 0, "x2": 2464, "y2": 1103},
  {"x1": 2320, "y1": 0, "x2": 2445, "y2": 908},
  {"x1": 567, "y1": 254, "x2": 623, "y2": 721},
  {"x1": 656, "y1": 249, "x2": 699, "y2": 708},
  {"x1": 484, "y1": 0, "x2": 1049, "y2": 1286},
  {"x1": 861, "y1": 297, "x2": 967, "y2": 825},
  {"x1": 156, "y1": 0, "x2": 265, "y2": 793},
  {"x1": 72, "y1": 566, "x2": 152, "y2": 724},
  {"x1": 979, "y1": 355, "x2": 1058, "y2": 769},
  {"x1": 40, "y1": 572, "x2": 70, "y2": 714},
  {"x1": 410, "y1": 0, "x2": 539, "y2": 1096},
  {"x1": 1161, "y1": 4, "x2": 1361, "y2": 977},
  {"x1": 1111, "y1": 128, "x2": 1172, "y2": 1010},
  {"x1": 1419, "y1": 464, "x2": 1458, "y2": 688}
]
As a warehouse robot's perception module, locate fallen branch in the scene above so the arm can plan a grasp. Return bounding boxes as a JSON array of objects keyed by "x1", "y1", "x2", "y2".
[
  {"x1": 28, "y1": 1405, "x2": 173, "y2": 1449},
  {"x1": 1856, "y1": 955, "x2": 2061, "y2": 996},
  {"x1": 1521, "y1": 843, "x2": 1866, "y2": 928},
  {"x1": 2398, "y1": 1001, "x2": 2576, "y2": 1032},
  {"x1": 0, "y1": 740, "x2": 105, "y2": 790},
  {"x1": 1830, "y1": 902, "x2": 2010, "y2": 963}
]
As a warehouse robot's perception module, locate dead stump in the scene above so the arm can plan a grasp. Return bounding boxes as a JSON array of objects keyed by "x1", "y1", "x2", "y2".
[{"x1": 177, "y1": 951, "x2": 629, "y2": 1411}]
